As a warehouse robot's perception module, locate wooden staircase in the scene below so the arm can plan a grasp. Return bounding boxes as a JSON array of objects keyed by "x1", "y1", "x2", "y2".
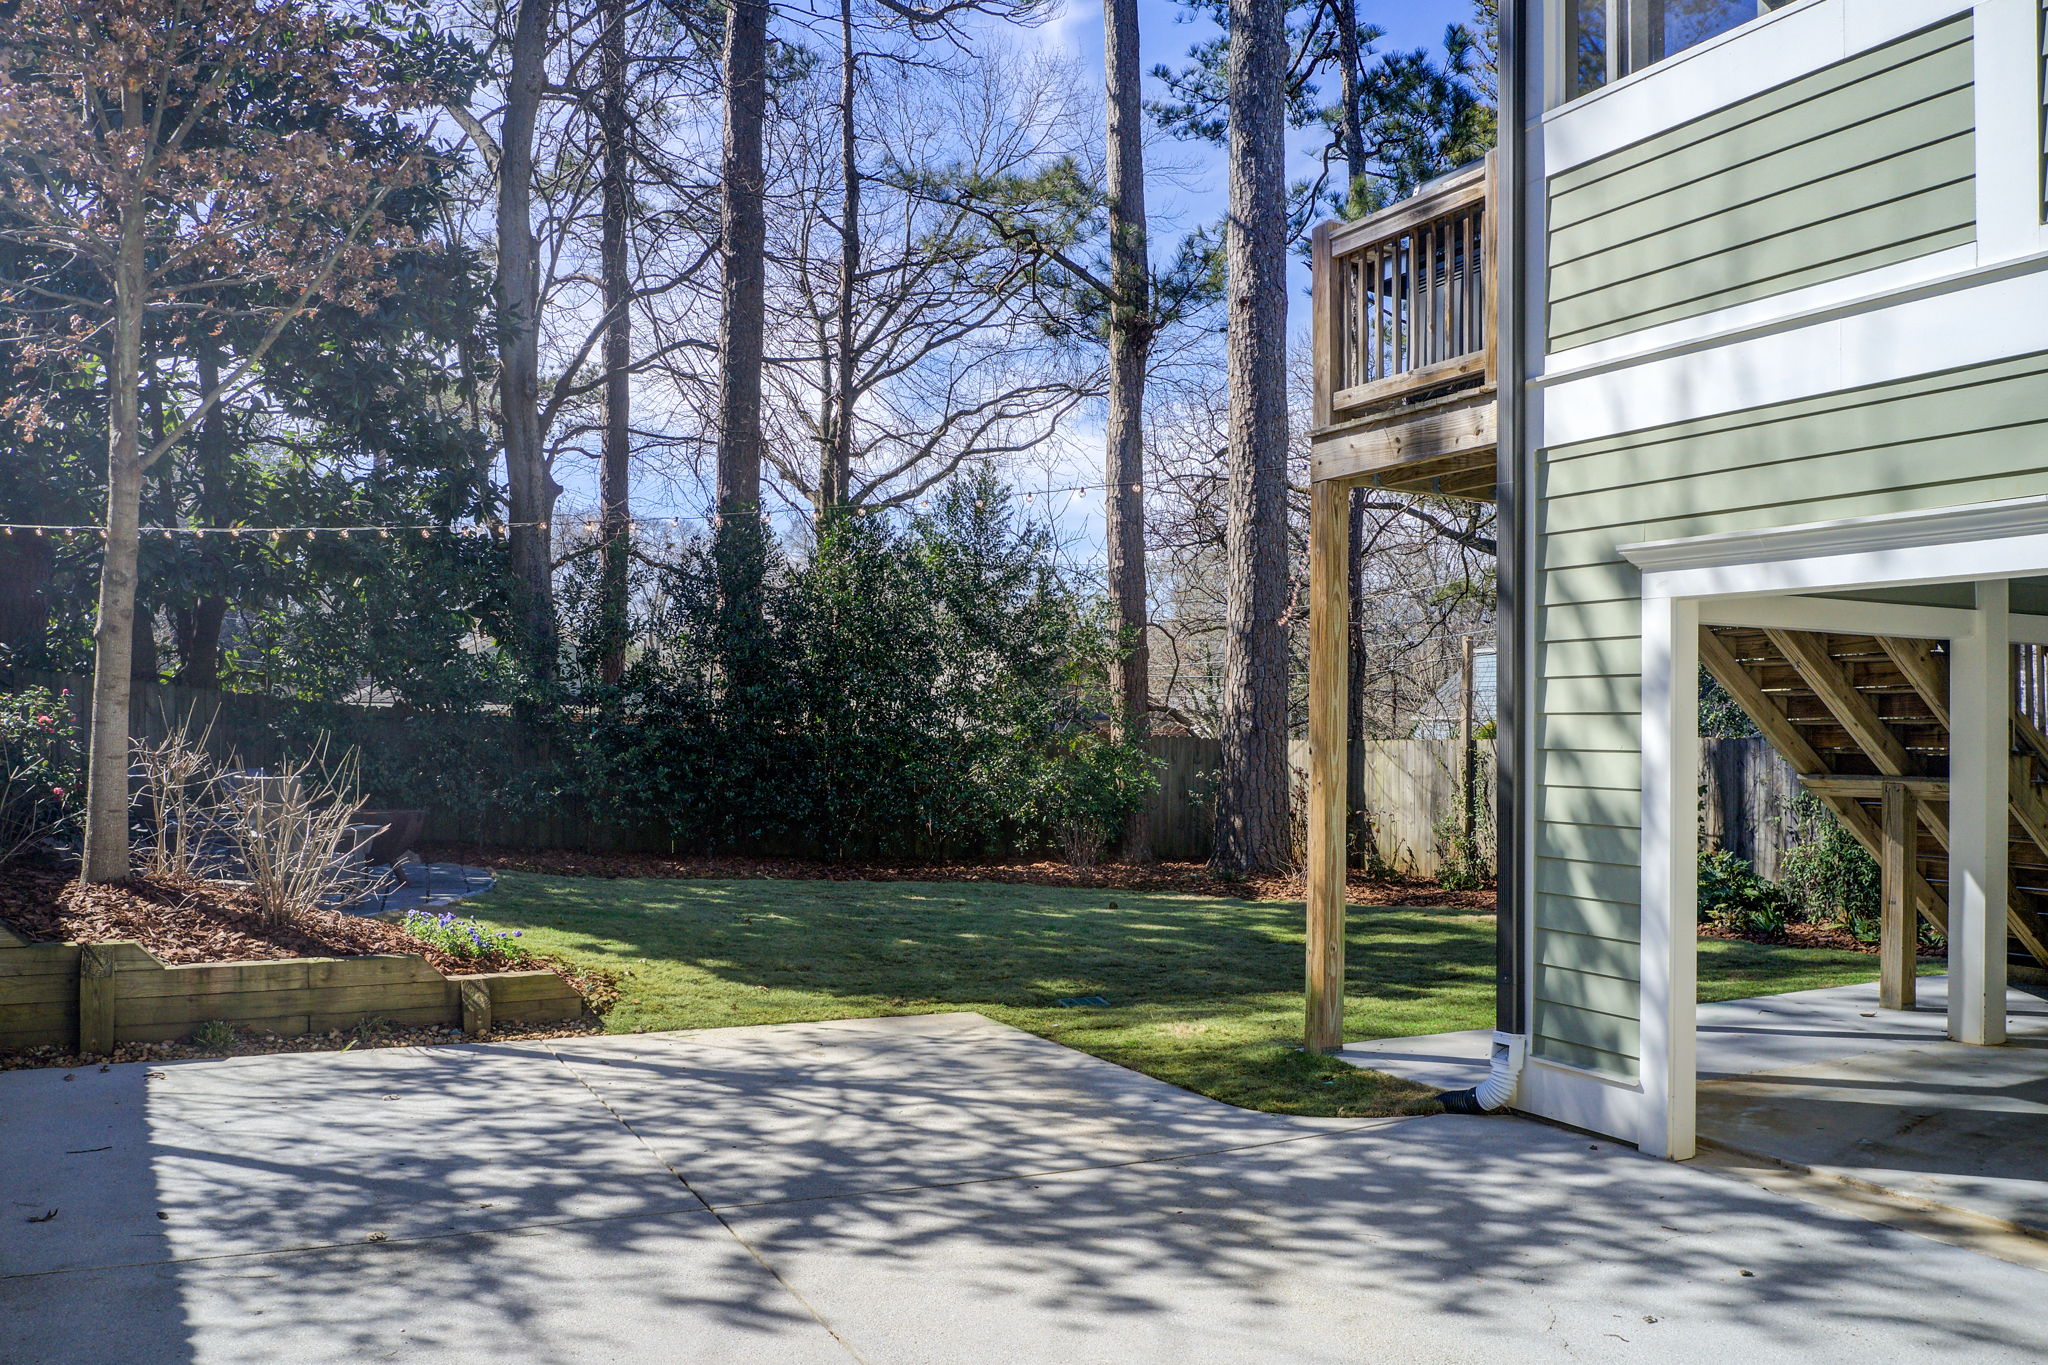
[{"x1": 1699, "y1": 626, "x2": 2048, "y2": 987}]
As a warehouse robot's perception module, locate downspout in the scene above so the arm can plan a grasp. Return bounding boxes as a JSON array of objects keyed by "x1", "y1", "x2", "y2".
[{"x1": 1440, "y1": 0, "x2": 1530, "y2": 1116}]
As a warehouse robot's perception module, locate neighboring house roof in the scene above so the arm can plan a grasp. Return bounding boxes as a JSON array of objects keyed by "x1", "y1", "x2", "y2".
[{"x1": 1411, "y1": 646, "x2": 1495, "y2": 739}]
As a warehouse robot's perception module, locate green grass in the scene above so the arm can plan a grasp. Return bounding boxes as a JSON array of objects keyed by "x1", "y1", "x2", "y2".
[{"x1": 471, "y1": 872, "x2": 1901, "y2": 1118}]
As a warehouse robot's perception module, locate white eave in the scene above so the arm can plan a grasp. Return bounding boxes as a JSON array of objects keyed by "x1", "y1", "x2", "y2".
[{"x1": 1618, "y1": 496, "x2": 2048, "y2": 575}]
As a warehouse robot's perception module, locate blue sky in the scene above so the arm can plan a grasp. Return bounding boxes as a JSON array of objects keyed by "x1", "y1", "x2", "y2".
[
  {"x1": 1037, "y1": 0, "x2": 1480, "y2": 238},
  {"x1": 559, "y1": 1, "x2": 1483, "y2": 534}
]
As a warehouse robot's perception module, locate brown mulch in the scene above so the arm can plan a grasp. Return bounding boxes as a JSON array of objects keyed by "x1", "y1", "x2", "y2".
[
  {"x1": 0, "y1": 863, "x2": 523, "y2": 976},
  {"x1": 1699, "y1": 919, "x2": 1947, "y2": 957},
  {"x1": 422, "y1": 844, "x2": 1499, "y2": 911}
]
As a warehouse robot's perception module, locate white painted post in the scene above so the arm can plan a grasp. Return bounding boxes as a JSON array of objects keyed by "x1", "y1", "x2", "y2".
[
  {"x1": 1638, "y1": 591, "x2": 1700, "y2": 1160},
  {"x1": 1948, "y1": 578, "x2": 2010, "y2": 1047}
]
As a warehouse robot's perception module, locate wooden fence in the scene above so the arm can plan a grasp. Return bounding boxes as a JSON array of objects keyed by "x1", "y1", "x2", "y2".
[
  {"x1": 1150, "y1": 735, "x2": 1494, "y2": 874},
  {"x1": 1699, "y1": 734, "x2": 1812, "y2": 878},
  {"x1": 15, "y1": 673, "x2": 1811, "y2": 873}
]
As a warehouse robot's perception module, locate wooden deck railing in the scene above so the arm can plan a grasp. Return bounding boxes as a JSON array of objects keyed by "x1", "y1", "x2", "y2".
[{"x1": 1312, "y1": 157, "x2": 1494, "y2": 429}]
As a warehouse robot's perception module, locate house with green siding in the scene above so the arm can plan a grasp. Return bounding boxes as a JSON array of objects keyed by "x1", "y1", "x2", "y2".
[{"x1": 1304, "y1": 0, "x2": 2048, "y2": 1157}]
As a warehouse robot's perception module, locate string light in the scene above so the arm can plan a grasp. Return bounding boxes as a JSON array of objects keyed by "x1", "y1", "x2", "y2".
[{"x1": 0, "y1": 473, "x2": 1174, "y2": 542}]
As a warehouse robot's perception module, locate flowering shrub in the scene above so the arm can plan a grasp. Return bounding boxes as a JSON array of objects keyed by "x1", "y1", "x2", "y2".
[
  {"x1": 402, "y1": 908, "x2": 529, "y2": 963},
  {"x1": 0, "y1": 686, "x2": 82, "y2": 863}
]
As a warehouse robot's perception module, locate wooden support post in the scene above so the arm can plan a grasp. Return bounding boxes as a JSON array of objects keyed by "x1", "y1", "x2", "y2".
[
  {"x1": 460, "y1": 979, "x2": 493, "y2": 1037},
  {"x1": 1310, "y1": 222, "x2": 1336, "y2": 428},
  {"x1": 1305, "y1": 478, "x2": 1351, "y2": 1053},
  {"x1": 1880, "y1": 780, "x2": 1917, "y2": 1011},
  {"x1": 78, "y1": 945, "x2": 115, "y2": 1057}
]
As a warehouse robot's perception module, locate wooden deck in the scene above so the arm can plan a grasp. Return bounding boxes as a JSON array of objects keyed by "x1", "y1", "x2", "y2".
[{"x1": 1309, "y1": 157, "x2": 1496, "y2": 501}]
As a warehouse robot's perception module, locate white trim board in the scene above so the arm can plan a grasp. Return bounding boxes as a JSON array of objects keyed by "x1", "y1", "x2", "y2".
[
  {"x1": 1620, "y1": 496, "x2": 2048, "y2": 579},
  {"x1": 1536, "y1": 246, "x2": 1982, "y2": 379},
  {"x1": 1538, "y1": 264, "x2": 2048, "y2": 448}
]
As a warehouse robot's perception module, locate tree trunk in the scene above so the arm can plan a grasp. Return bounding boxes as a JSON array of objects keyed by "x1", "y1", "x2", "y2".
[
  {"x1": 1104, "y1": 0, "x2": 1153, "y2": 862},
  {"x1": 0, "y1": 533, "x2": 54, "y2": 666},
  {"x1": 174, "y1": 339, "x2": 232, "y2": 689},
  {"x1": 499, "y1": 0, "x2": 558, "y2": 680},
  {"x1": 1332, "y1": 0, "x2": 1369, "y2": 209},
  {"x1": 1346, "y1": 491, "x2": 1366, "y2": 860},
  {"x1": 1332, "y1": 0, "x2": 1372, "y2": 813},
  {"x1": 171, "y1": 599, "x2": 228, "y2": 690},
  {"x1": 1212, "y1": 0, "x2": 1292, "y2": 875},
  {"x1": 715, "y1": 0, "x2": 770, "y2": 523},
  {"x1": 822, "y1": 0, "x2": 858, "y2": 515},
  {"x1": 81, "y1": 231, "x2": 148, "y2": 883},
  {"x1": 597, "y1": 0, "x2": 632, "y2": 685}
]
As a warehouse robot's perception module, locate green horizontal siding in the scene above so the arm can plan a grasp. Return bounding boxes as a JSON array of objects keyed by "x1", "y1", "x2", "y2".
[
  {"x1": 1546, "y1": 15, "x2": 1976, "y2": 352},
  {"x1": 1535, "y1": 856, "x2": 1642, "y2": 908},
  {"x1": 1536, "y1": 784, "x2": 1641, "y2": 829},
  {"x1": 1530, "y1": 347, "x2": 2048, "y2": 1079},
  {"x1": 1536, "y1": 893, "x2": 1641, "y2": 944}
]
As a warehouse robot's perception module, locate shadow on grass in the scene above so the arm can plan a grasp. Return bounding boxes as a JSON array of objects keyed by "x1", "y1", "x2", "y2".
[
  {"x1": 480, "y1": 875, "x2": 1498, "y2": 1018},
  {"x1": 471, "y1": 875, "x2": 1499, "y2": 1117}
]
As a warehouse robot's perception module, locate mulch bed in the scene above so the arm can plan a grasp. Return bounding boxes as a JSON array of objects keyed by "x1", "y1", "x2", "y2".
[
  {"x1": 421, "y1": 844, "x2": 1500, "y2": 911},
  {"x1": 1699, "y1": 919, "x2": 1946, "y2": 957},
  {"x1": 0, "y1": 863, "x2": 520, "y2": 975},
  {"x1": 0, "y1": 860, "x2": 618, "y2": 1072}
]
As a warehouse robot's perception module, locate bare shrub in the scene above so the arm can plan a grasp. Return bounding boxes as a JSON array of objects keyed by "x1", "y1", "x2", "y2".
[
  {"x1": 1057, "y1": 820, "x2": 1107, "y2": 868},
  {"x1": 219, "y1": 745, "x2": 383, "y2": 927},
  {"x1": 134, "y1": 728, "x2": 226, "y2": 880},
  {"x1": 0, "y1": 762, "x2": 67, "y2": 864}
]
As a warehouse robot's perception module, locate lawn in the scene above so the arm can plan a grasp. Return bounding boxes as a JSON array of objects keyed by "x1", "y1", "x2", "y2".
[{"x1": 472, "y1": 872, "x2": 1903, "y2": 1118}]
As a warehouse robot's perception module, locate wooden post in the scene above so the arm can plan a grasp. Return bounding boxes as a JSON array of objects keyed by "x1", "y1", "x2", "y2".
[
  {"x1": 460, "y1": 979, "x2": 493, "y2": 1036},
  {"x1": 1879, "y1": 780, "x2": 1917, "y2": 1011},
  {"x1": 1305, "y1": 478, "x2": 1351, "y2": 1053},
  {"x1": 1310, "y1": 222, "x2": 1336, "y2": 428},
  {"x1": 78, "y1": 945, "x2": 115, "y2": 1056}
]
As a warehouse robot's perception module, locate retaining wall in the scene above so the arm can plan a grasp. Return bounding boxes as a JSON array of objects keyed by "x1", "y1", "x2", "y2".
[{"x1": 0, "y1": 923, "x2": 583, "y2": 1054}]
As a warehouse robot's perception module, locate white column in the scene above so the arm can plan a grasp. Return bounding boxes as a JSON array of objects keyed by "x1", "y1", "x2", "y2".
[
  {"x1": 1639, "y1": 590, "x2": 1699, "y2": 1159},
  {"x1": 1948, "y1": 578, "x2": 2010, "y2": 1046}
]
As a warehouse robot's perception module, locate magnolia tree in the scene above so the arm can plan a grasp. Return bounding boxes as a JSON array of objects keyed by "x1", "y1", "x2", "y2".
[{"x1": 0, "y1": 0, "x2": 431, "y2": 881}]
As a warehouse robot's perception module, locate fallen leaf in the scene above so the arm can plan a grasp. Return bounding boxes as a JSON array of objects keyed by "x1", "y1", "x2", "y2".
[{"x1": 27, "y1": 1209, "x2": 57, "y2": 1223}]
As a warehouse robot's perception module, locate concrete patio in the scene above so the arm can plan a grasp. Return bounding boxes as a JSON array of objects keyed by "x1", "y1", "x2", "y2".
[
  {"x1": 5, "y1": 1011, "x2": 2047, "y2": 1363},
  {"x1": 1342, "y1": 978, "x2": 2048, "y2": 1239}
]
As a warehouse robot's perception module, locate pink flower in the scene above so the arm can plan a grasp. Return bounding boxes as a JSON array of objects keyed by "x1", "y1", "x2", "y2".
[
  {"x1": 50, "y1": 787, "x2": 65, "y2": 798},
  {"x1": 35, "y1": 715, "x2": 51, "y2": 725}
]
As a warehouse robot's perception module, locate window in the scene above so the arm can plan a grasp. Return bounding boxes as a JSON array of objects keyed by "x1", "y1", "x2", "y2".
[
  {"x1": 1558, "y1": 0, "x2": 1798, "y2": 105},
  {"x1": 1567, "y1": 0, "x2": 1609, "y2": 100}
]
